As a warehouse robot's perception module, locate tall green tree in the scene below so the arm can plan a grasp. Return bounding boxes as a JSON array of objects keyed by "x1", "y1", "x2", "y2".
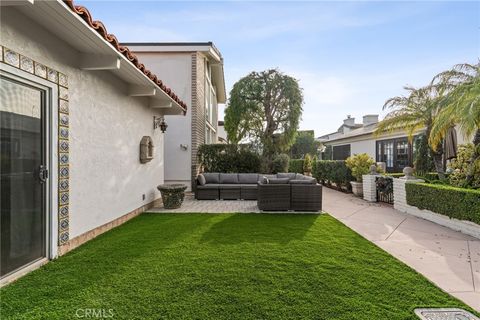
[
  {"x1": 429, "y1": 62, "x2": 480, "y2": 185},
  {"x1": 289, "y1": 130, "x2": 320, "y2": 159},
  {"x1": 375, "y1": 86, "x2": 445, "y2": 178},
  {"x1": 224, "y1": 69, "x2": 303, "y2": 170}
]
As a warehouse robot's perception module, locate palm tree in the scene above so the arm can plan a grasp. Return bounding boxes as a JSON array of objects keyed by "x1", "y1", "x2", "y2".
[
  {"x1": 375, "y1": 86, "x2": 445, "y2": 178},
  {"x1": 429, "y1": 62, "x2": 480, "y2": 185}
]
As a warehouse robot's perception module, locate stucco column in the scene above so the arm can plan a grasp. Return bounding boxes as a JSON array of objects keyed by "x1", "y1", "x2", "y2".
[
  {"x1": 363, "y1": 165, "x2": 381, "y2": 202},
  {"x1": 393, "y1": 167, "x2": 424, "y2": 212},
  {"x1": 362, "y1": 174, "x2": 379, "y2": 202}
]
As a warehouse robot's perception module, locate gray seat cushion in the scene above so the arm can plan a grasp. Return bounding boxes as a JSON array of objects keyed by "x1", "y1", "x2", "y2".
[
  {"x1": 260, "y1": 174, "x2": 276, "y2": 184},
  {"x1": 197, "y1": 184, "x2": 220, "y2": 189},
  {"x1": 197, "y1": 174, "x2": 206, "y2": 185},
  {"x1": 238, "y1": 173, "x2": 259, "y2": 184},
  {"x1": 219, "y1": 173, "x2": 239, "y2": 184},
  {"x1": 290, "y1": 179, "x2": 316, "y2": 184},
  {"x1": 277, "y1": 173, "x2": 296, "y2": 180},
  {"x1": 203, "y1": 173, "x2": 220, "y2": 184},
  {"x1": 295, "y1": 173, "x2": 306, "y2": 180},
  {"x1": 268, "y1": 178, "x2": 290, "y2": 184}
]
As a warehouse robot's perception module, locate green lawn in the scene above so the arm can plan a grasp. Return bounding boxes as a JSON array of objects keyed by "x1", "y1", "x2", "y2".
[{"x1": 1, "y1": 213, "x2": 474, "y2": 319}]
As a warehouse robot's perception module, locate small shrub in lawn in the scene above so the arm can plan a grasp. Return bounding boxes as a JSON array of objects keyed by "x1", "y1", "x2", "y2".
[{"x1": 406, "y1": 182, "x2": 480, "y2": 224}]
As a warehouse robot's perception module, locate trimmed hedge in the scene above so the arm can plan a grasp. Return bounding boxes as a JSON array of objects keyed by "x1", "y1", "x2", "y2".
[
  {"x1": 314, "y1": 160, "x2": 353, "y2": 189},
  {"x1": 197, "y1": 144, "x2": 261, "y2": 173},
  {"x1": 289, "y1": 159, "x2": 304, "y2": 173},
  {"x1": 406, "y1": 183, "x2": 480, "y2": 224},
  {"x1": 290, "y1": 160, "x2": 353, "y2": 189}
]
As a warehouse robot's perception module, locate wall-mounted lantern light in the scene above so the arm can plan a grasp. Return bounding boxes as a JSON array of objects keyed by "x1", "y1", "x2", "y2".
[{"x1": 153, "y1": 116, "x2": 168, "y2": 133}]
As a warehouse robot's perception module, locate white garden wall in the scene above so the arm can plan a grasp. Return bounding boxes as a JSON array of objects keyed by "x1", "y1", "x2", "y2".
[
  {"x1": 393, "y1": 178, "x2": 480, "y2": 239},
  {"x1": 362, "y1": 173, "x2": 480, "y2": 239}
]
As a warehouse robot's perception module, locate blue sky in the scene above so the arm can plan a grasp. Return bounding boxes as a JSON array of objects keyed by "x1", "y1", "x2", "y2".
[{"x1": 81, "y1": 1, "x2": 479, "y2": 136}]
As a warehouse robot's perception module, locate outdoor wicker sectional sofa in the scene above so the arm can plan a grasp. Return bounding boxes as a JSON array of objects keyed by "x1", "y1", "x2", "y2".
[{"x1": 195, "y1": 172, "x2": 322, "y2": 211}]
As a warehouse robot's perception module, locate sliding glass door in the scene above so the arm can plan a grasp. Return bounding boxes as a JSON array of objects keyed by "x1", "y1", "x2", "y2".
[{"x1": 0, "y1": 76, "x2": 47, "y2": 277}]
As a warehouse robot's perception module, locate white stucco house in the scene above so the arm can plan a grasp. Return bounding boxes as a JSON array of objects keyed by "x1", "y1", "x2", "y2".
[
  {"x1": 0, "y1": 0, "x2": 188, "y2": 284},
  {"x1": 124, "y1": 43, "x2": 227, "y2": 190},
  {"x1": 318, "y1": 114, "x2": 471, "y2": 173},
  {"x1": 217, "y1": 120, "x2": 227, "y2": 143}
]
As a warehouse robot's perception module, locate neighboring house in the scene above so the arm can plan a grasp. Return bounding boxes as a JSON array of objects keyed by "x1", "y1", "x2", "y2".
[
  {"x1": 217, "y1": 120, "x2": 227, "y2": 143},
  {"x1": 318, "y1": 115, "x2": 420, "y2": 173},
  {"x1": 124, "y1": 42, "x2": 227, "y2": 190},
  {"x1": 318, "y1": 114, "x2": 472, "y2": 173},
  {"x1": 0, "y1": 0, "x2": 187, "y2": 283}
]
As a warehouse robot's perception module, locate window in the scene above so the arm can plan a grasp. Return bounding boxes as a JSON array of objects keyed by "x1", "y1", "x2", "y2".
[
  {"x1": 332, "y1": 144, "x2": 351, "y2": 160},
  {"x1": 204, "y1": 58, "x2": 217, "y2": 144},
  {"x1": 376, "y1": 138, "x2": 412, "y2": 172}
]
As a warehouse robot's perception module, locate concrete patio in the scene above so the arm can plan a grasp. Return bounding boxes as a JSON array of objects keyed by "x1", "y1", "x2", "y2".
[{"x1": 149, "y1": 188, "x2": 480, "y2": 312}]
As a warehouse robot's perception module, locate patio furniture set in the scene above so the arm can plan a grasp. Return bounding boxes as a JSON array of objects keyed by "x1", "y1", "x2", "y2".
[{"x1": 194, "y1": 172, "x2": 323, "y2": 211}]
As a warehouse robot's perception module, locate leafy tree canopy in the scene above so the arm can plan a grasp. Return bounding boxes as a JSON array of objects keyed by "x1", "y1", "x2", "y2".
[
  {"x1": 224, "y1": 69, "x2": 303, "y2": 169},
  {"x1": 289, "y1": 130, "x2": 320, "y2": 159}
]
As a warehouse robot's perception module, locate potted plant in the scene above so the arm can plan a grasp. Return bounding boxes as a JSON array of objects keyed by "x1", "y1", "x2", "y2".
[
  {"x1": 345, "y1": 153, "x2": 375, "y2": 197},
  {"x1": 303, "y1": 153, "x2": 313, "y2": 176}
]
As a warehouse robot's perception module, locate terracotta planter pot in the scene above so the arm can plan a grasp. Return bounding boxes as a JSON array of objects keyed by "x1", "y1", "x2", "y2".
[{"x1": 350, "y1": 181, "x2": 363, "y2": 197}]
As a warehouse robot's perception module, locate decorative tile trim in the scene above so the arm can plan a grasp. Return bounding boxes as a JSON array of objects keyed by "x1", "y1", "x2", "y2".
[
  {"x1": 34, "y1": 61, "x2": 47, "y2": 78},
  {"x1": 20, "y1": 56, "x2": 34, "y2": 74},
  {"x1": 4, "y1": 48, "x2": 19, "y2": 67},
  {"x1": 1, "y1": 46, "x2": 70, "y2": 246}
]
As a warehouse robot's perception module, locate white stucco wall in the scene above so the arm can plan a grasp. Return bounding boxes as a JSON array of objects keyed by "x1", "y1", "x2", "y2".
[
  {"x1": 2, "y1": 8, "x2": 169, "y2": 239},
  {"x1": 133, "y1": 52, "x2": 192, "y2": 186},
  {"x1": 217, "y1": 124, "x2": 227, "y2": 143},
  {"x1": 350, "y1": 140, "x2": 376, "y2": 158}
]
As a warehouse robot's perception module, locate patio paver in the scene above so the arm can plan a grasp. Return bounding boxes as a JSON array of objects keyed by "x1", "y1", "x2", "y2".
[{"x1": 150, "y1": 188, "x2": 480, "y2": 311}]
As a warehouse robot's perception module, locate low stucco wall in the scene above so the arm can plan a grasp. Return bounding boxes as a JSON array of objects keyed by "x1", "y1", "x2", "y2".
[{"x1": 1, "y1": 8, "x2": 167, "y2": 240}]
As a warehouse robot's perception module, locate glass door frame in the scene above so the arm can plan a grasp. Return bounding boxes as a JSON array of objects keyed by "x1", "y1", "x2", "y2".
[
  {"x1": 0, "y1": 64, "x2": 58, "y2": 282},
  {"x1": 376, "y1": 137, "x2": 413, "y2": 173}
]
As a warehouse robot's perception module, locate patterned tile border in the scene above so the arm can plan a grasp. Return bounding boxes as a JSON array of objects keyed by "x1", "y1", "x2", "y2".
[{"x1": 1, "y1": 46, "x2": 70, "y2": 246}]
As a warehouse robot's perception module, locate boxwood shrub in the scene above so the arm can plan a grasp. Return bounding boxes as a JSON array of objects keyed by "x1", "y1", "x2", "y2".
[{"x1": 405, "y1": 183, "x2": 480, "y2": 224}]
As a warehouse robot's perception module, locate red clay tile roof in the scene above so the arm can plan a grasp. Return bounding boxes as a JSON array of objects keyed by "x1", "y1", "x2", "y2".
[{"x1": 63, "y1": 0, "x2": 187, "y2": 114}]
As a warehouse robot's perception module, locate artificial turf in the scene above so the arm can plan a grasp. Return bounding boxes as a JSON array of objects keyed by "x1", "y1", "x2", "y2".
[{"x1": 1, "y1": 213, "x2": 474, "y2": 319}]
